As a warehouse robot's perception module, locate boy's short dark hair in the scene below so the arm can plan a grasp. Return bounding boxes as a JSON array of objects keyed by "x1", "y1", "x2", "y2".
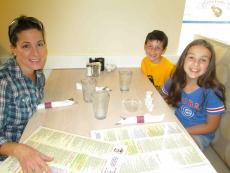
[
  {"x1": 8, "y1": 15, "x2": 45, "y2": 47},
  {"x1": 145, "y1": 30, "x2": 168, "y2": 49}
]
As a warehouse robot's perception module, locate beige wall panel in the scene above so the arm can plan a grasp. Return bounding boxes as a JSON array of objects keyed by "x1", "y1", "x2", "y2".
[{"x1": 0, "y1": 0, "x2": 185, "y2": 57}]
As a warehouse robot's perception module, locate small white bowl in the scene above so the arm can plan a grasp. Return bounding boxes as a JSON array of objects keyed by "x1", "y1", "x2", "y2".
[{"x1": 122, "y1": 98, "x2": 142, "y2": 112}]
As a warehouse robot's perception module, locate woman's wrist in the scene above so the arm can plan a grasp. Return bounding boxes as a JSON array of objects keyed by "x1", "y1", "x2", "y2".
[{"x1": 0, "y1": 142, "x2": 19, "y2": 157}]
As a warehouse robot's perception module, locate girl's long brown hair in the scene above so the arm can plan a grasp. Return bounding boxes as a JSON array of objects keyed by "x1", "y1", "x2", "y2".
[{"x1": 167, "y1": 39, "x2": 225, "y2": 107}]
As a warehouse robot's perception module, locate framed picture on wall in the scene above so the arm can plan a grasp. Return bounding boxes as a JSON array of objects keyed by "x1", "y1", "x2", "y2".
[{"x1": 183, "y1": 0, "x2": 230, "y2": 23}]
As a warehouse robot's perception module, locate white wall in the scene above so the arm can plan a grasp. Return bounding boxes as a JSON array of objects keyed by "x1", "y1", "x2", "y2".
[
  {"x1": 0, "y1": 54, "x2": 179, "y2": 69},
  {"x1": 0, "y1": 0, "x2": 185, "y2": 66}
]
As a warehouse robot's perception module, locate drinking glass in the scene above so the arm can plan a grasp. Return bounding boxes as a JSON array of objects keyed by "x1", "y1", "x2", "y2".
[
  {"x1": 119, "y1": 70, "x2": 132, "y2": 91},
  {"x1": 92, "y1": 90, "x2": 110, "y2": 119},
  {"x1": 81, "y1": 78, "x2": 97, "y2": 102}
]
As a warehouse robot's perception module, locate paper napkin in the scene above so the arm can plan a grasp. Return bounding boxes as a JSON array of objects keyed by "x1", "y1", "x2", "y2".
[
  {"x1": 37, "y1": 98, "x2": 75, "y2": 110},
  {"x1": 116, "y1": 114, "x2": 164, "y2": 125},
  {"x1": 76, "y1": 82, "x2": 111, "y2": 91}
]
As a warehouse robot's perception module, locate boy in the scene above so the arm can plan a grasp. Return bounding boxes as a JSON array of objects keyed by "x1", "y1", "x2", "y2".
[{"x1": 141, "y1": 30, "x2": 175, "y2": 91}]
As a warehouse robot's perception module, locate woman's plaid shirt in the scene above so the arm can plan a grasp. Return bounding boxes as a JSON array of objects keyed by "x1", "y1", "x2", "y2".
[{"x1": 0, "y1": 58, "x2": 45, "y2": 155}]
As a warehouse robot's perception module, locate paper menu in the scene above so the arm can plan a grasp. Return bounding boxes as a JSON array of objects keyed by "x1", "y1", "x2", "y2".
[
  {"x1": 0, "y1": 127, "x2": 127, "y2": 173},
  {"x1": 91, "y1": 122, "x2": 214, "y2": 173},
  {"x1": 91, "y1": 122, "x2": 183, "y2": 142}
]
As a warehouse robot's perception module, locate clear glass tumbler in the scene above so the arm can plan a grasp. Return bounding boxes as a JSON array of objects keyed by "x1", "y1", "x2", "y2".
[
  {"x1": 92, "y1": 90, "x2": 110, "y2": 119},
  {"x1": 81, "y1": 77, "x2": 97, "y2": 102},
  {"x1": 119, "y1": 70, "x2": 132, "y2": 91}
]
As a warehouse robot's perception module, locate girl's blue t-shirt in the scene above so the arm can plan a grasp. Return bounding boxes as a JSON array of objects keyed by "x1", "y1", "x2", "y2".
[{"x1": 161, "y1": 79, "x2": 225, "y2": 140}]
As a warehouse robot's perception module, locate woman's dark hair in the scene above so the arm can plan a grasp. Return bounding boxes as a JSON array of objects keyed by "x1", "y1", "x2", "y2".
[
  {"x1": 167, "y1": 39, "x2": 225, "y2": 107},
  {"x1": 8, "y1": 15, "x2": 45, "y2": 47}
]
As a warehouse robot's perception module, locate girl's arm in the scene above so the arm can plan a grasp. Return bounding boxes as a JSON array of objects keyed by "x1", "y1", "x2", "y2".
[{"x1": 186, "y1": 114, "x2": 221, "y2": 135}]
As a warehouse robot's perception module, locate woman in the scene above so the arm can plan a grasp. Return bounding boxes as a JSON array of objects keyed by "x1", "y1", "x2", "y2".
[{"x1": 0, "y1": 16, "x2": 53, "y2": 173}]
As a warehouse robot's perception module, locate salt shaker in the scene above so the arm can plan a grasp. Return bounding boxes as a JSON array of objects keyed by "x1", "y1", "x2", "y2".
[{"x1": 145, "y1": 91, "x2": 154, "y2": 112}]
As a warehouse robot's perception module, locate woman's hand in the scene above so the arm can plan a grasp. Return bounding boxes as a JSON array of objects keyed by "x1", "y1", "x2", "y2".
[{"x1": 13, "y1": 143, "x2": 53, "y2": 173}]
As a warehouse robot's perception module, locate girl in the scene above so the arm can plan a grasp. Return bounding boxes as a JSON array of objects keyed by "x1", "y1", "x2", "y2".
[{"x1": 161, "y1": 39, "x2": 225, "y2": 150}]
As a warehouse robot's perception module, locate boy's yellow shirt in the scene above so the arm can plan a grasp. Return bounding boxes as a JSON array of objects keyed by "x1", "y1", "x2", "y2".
[{"x1": 141, "y1": 56, "x2": 175, "y2": 90}]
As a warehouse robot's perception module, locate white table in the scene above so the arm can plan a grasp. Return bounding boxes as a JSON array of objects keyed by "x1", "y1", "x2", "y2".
[
  {"x1": 20, "y1": 68, "x2": 217, "y2": 173},
  {"x1": 21, "y1": 68, "x2": 177, "y2": 140}
]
